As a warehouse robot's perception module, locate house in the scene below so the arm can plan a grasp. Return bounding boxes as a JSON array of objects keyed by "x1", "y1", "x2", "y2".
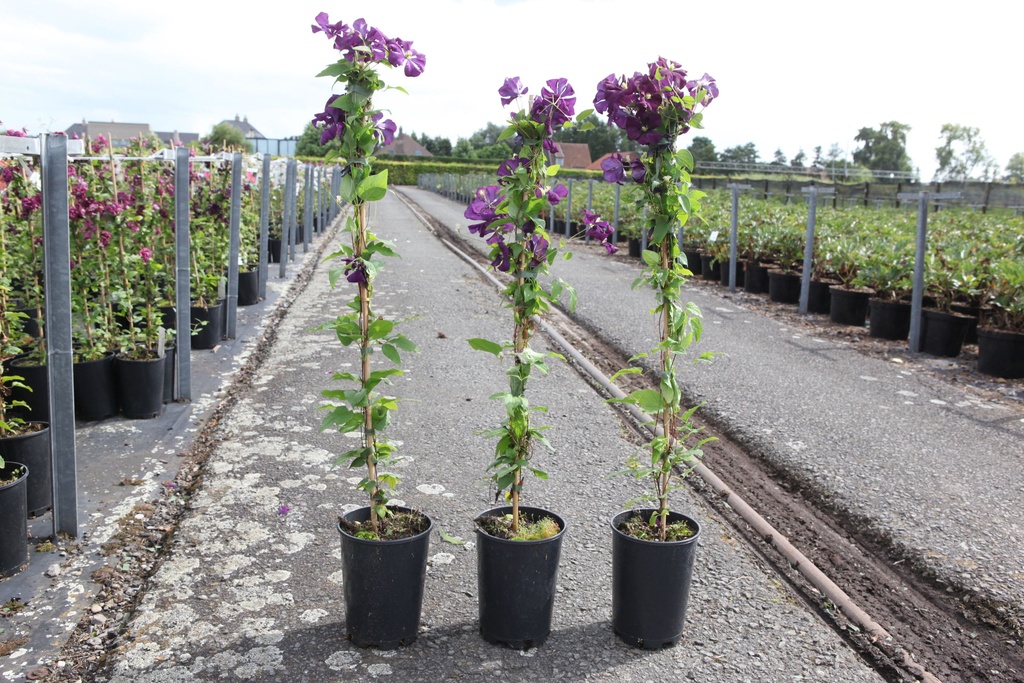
[
  {"x1": 154, "y1": 130, "x2": 200, "y2": 146},
  {"x1": 379, "y1": 128, "x2": 433, "y2": 157},
  {"x1": 218, "y1": 115, "x2": 266, "y2": 140},
  {"x1": 64, "y1": 120, "x2": 153, "y2": 148},
  {"x1": 553, "y1": 142, "x2": 591, "y2": 169}
]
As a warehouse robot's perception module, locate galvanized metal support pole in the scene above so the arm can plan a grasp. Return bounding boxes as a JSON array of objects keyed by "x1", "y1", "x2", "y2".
[
  {"x1": 258, "y1": 154, "x2": 270, "y2": 299},
  {"x1": 909, "y1": 192, "x2": 928, "y2": 352},
  {"x1": 303, "y1": 164, "x2": 312, "y2": 253},
  {"x1": 287, "y1": 159, "x2": 298, "y2": 263},
  {"x1": 173, "y1": 148, "x2": 192, "y2": 401},
  {"x1": 585, "y1": 179, "x2": 593, "y2": 244},
  {"x1": 728, "y1": 184, "x2": 751, "y2": 292},
  {"x1": 641, "y1": 208, "x2": 648, "y2": 252},
  {"x1": 225, "y1": 152, "x2": 242, "y2": 339},
  {"x1": 799, "y1": 186, "x2": 834, "y2": 314},
  {"x1": 41, "y1": 134, "x2": 78, "y2": 538},
  {"x1": 280, "y1": 161, "x2": 294, "y2": 278}
]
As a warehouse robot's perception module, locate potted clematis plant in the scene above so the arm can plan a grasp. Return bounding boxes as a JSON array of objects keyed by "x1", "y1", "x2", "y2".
[
  {"x1": 465, "y1": 76, "x2": 616, "y2": 649},
  {"x1": 310, "y1": 11, "x2": 430, "y2": 650},
  {"x1": 597, "y1": 59, "x2": 718, "y2": 649}
]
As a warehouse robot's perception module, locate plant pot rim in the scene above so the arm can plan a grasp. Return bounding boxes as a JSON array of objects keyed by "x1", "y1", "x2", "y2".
[
  {"x1": 337, "y1": 505, "x2": 433, "y2": 546},
  {"x1": 977, "y1": 325, "x2": 1024, "y2": 338},
  {"x1": 829, "y1": 285, "x2": 874, "y2": 295},
  {"x1": 0, "y1": 422, "x2": 49, "y2": 441},
  {"x1": 474, "y1": 505, "x2": 567, "y2": 545},
  {"x1": 610, "y1": 508, "x2": 701, "y2": 546},
  {"x1": 0, "y1": 461, "x2": 28, "y2": 490},
  {"x1": 923, "y1": 308, "x2": 974, "y2": 320}
]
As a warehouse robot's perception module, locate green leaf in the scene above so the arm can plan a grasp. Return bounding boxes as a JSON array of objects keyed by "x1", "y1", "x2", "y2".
[
  {"x1": 357, "y1": 170, "x2": 389, "y2": 202},
  {"x1": 438, "y1": 528, "x2": 466, "y2": 545},
  {"x1": 381, "y1": 343, "x2": 401, "y2": 366},
  {"x1": 545, "y1": 165, "x2": 560, "y2": 177},
  {"x1": 629, "y1": 388, "x2": 665, "y2": 414},
  {"x1": 642, "y1": 249, "x2": 661, "y2": 267},
  {"x1": 467, "y1": 338, "x2": 503, "y2": 356},
  {"x1": 496, "y1": 124, "x2": 518, "y2": 142}
]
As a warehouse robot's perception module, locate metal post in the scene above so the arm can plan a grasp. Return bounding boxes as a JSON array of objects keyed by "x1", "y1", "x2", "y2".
[
  {"x1": 258, "y1": 154, "x2": 270, "y2": 299},
  {"x1": 287, "y1": 159, "x2": 298, "y2": 262},
  {"x1": 225, "y1": 152, "x2": 242, "y2": 339},
  {"x1": 798, "y1": 186, "x2": 834, "y2": 314},
  {"x1": 41, "y1": 134, "x2": 78, "y2": 538},
  {"x1": 728, "y1": 184, "x2": 751, "y2": 292},
  {"x1": 280, "y1": 161, "x2": 294, "y2": 277},
  {"x1": 586, "y1": 179, "x2": 593, "y2": 244},
  {"x1": 303, "y1": 164, "x2": 312, "y2": 253},
  {"x1": 174, "y1": 148, "x2": 192, "y2": 400},
  {"x1": 909, "y1": 192, "x2": 928, "y2": 352}
]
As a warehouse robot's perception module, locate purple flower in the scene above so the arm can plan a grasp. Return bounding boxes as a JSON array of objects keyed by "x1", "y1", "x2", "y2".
[
  {"x1": 529, "y1": 78, "x2": 576, "y2": 133},
  {"x1": 601, "y1": 154, "x2": 625, "y2": 184},
  {"x1": 498, "y1": 77, "x2": 528, "y2": 106},
  {"x1": 629, "y1": 157, "x2": 647, "y2": 183},
  {"x1": 686, "y1": 72, "x2": 718, "y2": 105},
  {"x1": 465, "y1": 184, "x2": 504, "y2": 238},
  {"x1": 491, "y1": 241, "x2": 511, "y2": 272},
  {"x1": 525, "y1": 233, "x2": 549, "y2": 267},
  {"x1": 546, "y1": 183, "x2": 568, "y2": 205},
  {"x1": 594, "y1": 73, "x2": 626, "y2": 115},
  {"x1": 139, "y1": 247, "x2": 153, "y2": 264},
  {"x1": 343, "y1": 257, "x2": 368, "y2": 284},
  {"x1": 373, "y1": 114, "x2": 397, "y2": 146},
  {"x1": 497, "y1": 156, "x2": 529, "y2": 178},
  {"x1": 311, "y1": 12, "x2": 348, "y2": 39},
  {"x1": 334, "y1": 17, "x2": 388, "y2": 63},
  {"x1": 579, "y1": 208, "x2": 618, "y2": 254},
  {"x1": 312, "y1": 94, "x2": 346, "y2": 144},
  {"x1": 387, "y1": 38, "x2": 426, "y2": 77}
]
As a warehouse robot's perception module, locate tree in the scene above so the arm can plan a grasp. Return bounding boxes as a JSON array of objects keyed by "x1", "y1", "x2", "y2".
[
  {"x1": 468, "y1": 122, "x2": 507, "y2": 149},
  {"x1": 935, "y1": 124, "x2": 997, "y2": 181},
  {"x1": 411, "y1": 132, "x2": 452, "y2": 157},
  {"x1": 770, "y1": 148, "x2": 787, "y2": 166},
  {"x1": 718, "y1": 142, "x2": 759, "y2": 165},
  {"x1": 474, "y1": 142, "x2": 514, "y2": 160},
  {"x1": 553, "y1": 113, "x2": 635, "y2": 160},
  {"x1": 687, "y1": 136, "x2": 717, "y2": 164},
  {"x1": 1004, "y1": 152, "x2": 1024, "y2": 183},
  {"x1": 791, "y1": 149, "x2": 807, "y2": 168},
  {"x1": 202, "y1": 122, "x2": 252, "y2": 153},
  {"x1": 811, "y1": 146, "x2": 824, "y2": 169},
  {"x1": 452, "y1": 137, "x2": 475, "y2": 158},
  {"x1": 852, "y1": 121, "x2": 913, "y2": 173}
]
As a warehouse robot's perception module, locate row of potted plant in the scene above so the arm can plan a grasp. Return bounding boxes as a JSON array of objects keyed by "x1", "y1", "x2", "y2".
[{"x1": 313, "y1": 12, "x2": 719, "y2": 652}]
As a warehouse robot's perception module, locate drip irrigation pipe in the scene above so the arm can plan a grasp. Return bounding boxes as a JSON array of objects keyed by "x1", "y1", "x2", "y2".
[{"x1": 393, "y1": 191, "x2": 940, "y2": 682}]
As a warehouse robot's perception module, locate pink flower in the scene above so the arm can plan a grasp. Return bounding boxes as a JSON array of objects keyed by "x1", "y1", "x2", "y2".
[{"x1": 140, "y1": 247, "x2": 153, "y2": 264}]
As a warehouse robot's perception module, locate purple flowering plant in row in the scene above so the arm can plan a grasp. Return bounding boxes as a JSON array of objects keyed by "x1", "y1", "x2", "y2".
[
  {"x1": 599, "y1": 60, "x2": 720, "y2": 542},
  {"x1": 311, "y1": 12, "x2": 425, "y2": 534},
  {"x1": 465, "y1": 77, "x2": 616, "y2": 534}
]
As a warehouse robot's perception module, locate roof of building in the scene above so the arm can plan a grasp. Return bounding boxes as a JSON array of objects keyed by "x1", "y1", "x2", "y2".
[
  {"x1": 379, "y1": 131, "x2": 433, "y2": 157},
  {"x1": 63, "y1": 121, "x2": 153, "y2": 144},
  {"x1": 154, "y1": 130, "x2": 201, "y2": 145},
  {"x1": 554, "y1": 142, "x2": 592, "y2": 169},
  {"x1": 219, "y1": 115, "x2": 266, "y2": 139}
]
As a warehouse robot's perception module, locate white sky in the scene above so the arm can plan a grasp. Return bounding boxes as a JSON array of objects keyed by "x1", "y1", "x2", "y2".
[{"x1": 2, "y1": 0, "x2": 1018, "y2": 180}]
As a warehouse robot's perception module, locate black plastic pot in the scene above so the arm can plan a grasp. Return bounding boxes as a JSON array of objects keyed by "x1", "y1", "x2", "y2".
[
  {"x1": 977, "y1": 327, "x2": 1024, "y2": 379},
  {"x1": 475, "y1": 505, "x2": 566, "y2": 649},
  {"x1": 0, "y1": 461, "x2": 29, "y2": 578},
  {"x1": 627, "y1": 237, "x2": 642, "y2": 258},
  {"x1": 718, "y1": 260, "x2": 745, "y2": 287},
  {"x1": 807, "y1": 280, "x2": 834, "y2": 314},
  {"x1": 699, "y1": 254, "x2": 721, "y2": 281},
  {"x1": 950, "y1": 303, "x2": 985, "y2": 345},
  {"x1": 828, "y1": 287, "x2": 872, "y2": 326},
  {"x1": 9, "y1": 357, "x2": 48, "y2": 422},
  {"x1": 238, "y1": 269, "x2": 259, "y2": 306},
  {"x1": 611, "y1": 509, "x2": 701, "y2": 649},
  {"x1": 115, "y1": 353, "x2": 166, "y2": 419},
  {"x1": 73, "y1": 352, "x2": 118, "y2": 422},
  {"x1": 268, "y1": 237, "x2": 282, "y2": 264},
  {"x1": 744, "y1": 262, "x2": 771, "y2": 294},
  {"x1": 767, "y1": 270, "x2": 801, "y2": 304},
  {"x1": 682, "y1": 250, "x2": 702, "y2": 274},
  {"x1": 0, "y1": 425, "x2": 50, "y2": 517},
  {"x1": 869, "y1": 299, "x2": 912, "y2": 341},
  {"x1": 338, "y1": 506, "x2": 433, "y2": 649},
  {"x1": 922, "y1": 309, "x2": 973, "y2": 358},
  {"x1": 190, "y1": 301, "x2": 224, "y2": 350}
]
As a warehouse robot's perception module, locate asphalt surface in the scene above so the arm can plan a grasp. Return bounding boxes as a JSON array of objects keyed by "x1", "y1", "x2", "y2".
[
  {"x1": 403, "y1": 185, "x2": 1024, "y2": 633},
  {"x1": 4, "y1": 184, "x2": 1019, "y2": 682},
  {"x1": 85, "y1": 191, "x2": 886, "y2": 682}
]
